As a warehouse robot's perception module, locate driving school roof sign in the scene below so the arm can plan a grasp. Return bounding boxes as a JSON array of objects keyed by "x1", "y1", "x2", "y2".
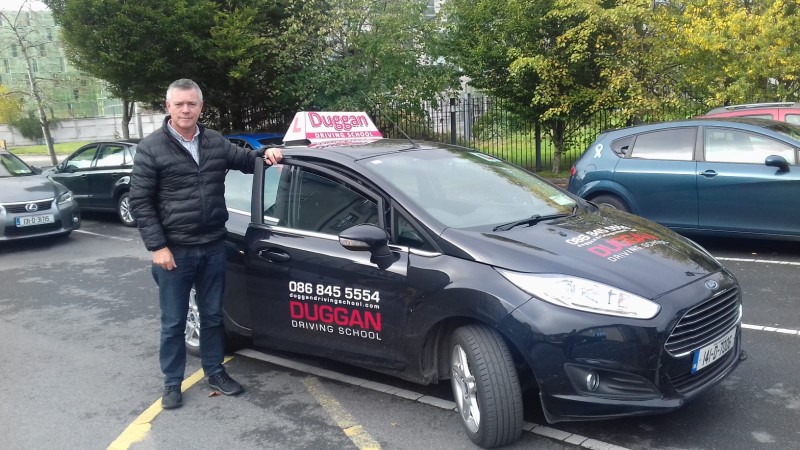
[{"x1": 283, "y1": 111, "x2": 383, "y2": 144}]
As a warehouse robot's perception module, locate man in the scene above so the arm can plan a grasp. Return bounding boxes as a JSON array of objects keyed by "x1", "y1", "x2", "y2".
[{"x1": 130, "y1": 78, "x2": 282, "y2": 409}]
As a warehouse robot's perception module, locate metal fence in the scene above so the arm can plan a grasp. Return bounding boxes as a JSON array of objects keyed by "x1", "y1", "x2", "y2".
[{"x1": 372, "y1": 96, "x2": 707, "y2": 172}]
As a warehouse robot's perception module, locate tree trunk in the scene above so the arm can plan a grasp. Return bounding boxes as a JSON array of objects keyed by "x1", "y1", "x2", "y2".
[
  {"x1": 121, "y1": 99, "x2": 133, "y2": 139},
  {"x1": 550, "y1": 120, "x2": 566, "y2": 174}
]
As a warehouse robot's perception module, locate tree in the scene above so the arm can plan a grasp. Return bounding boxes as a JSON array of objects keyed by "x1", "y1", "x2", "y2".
[
  {"x1": 441, "y1": 0, "x2": 627, "y2": 173},
  {"x1": 305, "y1": 0, "x2": 460, "y2": 114},
  {"x1": 47, "y1": 0, "x2": 329, "y2": 133},
  {"x1": 0, "y1": 85, "x2": 22, "y2": 124},
  {"x1": 661, "y1": 0, "x2": 800, "y2": 105},
  {"x1": 0, "y1": 2, "x2": 58, "y2": 164}
]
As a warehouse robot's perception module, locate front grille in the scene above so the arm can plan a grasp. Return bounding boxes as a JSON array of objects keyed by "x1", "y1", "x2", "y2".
[
  {"x1": 664, "y1": 287, "x2": 741, "y2": 357},
  {"x1": 2, "y1": 198, "x2": 54, "y2": 213}
]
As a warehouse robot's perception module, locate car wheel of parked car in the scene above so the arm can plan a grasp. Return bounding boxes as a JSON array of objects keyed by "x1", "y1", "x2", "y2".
[
  {"x1": 185, "y1": 287, "x2": 201, "y2": 356},
  {"x1": 591, "y1": 194, "x2": 630, "y2": 212},
  {"x1": 117, "y1": 192, "x2": 136, "y2": 227},
  {"x1": 450, "y1": 325, "x2": 523, "y2": 448}
]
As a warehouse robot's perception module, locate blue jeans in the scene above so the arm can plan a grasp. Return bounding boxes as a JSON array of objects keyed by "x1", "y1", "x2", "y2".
[{"x1": 152, "y1": 240, "x2": 227, "y2": 387}]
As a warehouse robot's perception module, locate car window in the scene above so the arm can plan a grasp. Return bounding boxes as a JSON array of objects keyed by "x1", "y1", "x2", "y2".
[
  {"x1": 225, "y1": 170, "x2": 253, "y2": 213},
  {"x1": 95, "y1": 144, "x2": 127, "y2": 168},
  {"x1": 786, "y1": 114, "x2": 800, "y2": 125},
  {"x1": 66, "y1": 145, "x2": 99, "y2": 169},
  {"x1": 705, "y1": 128, "x2": 796, "y2": 164},
  {"x1": 271, "y1": 167, "x2": 378, "y2": 234},
  {"x1": 736, "y1": 114, "x2": 772, "y2": 120},
  {"x1": 629, "y1": 128, "x2": 696, "y2": 161},
  {"x1": 0, "y1": 153, "x2": 34, "y2": 177},
  {"x1": 125, "y1": 146, "x2": 136, "y2": 165},
  {"x1": 611, "y1": 136, "x2": 633, "y2": 156}
]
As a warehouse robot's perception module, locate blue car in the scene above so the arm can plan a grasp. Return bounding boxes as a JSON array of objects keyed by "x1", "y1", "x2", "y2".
[
  {"x1": 224, "y1": 132, "x2": 284, "y2": 150},
  {"x1": 568, "y1": 117, "x2": 800, "y2": 240}
]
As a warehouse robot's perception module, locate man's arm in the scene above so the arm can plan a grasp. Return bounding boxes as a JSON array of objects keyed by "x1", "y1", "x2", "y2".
[{"x1": 129, "y1": 143, "x2": 168, "y2": 252}]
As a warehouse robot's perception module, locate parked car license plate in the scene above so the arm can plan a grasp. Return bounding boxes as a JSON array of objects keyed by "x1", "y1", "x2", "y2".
[
  {"x1": 15, "y1": 214, "x2": 55, "y2": 227},
  {"x1": 692, "y1": 327, "x2": 736, "y2": 373}
]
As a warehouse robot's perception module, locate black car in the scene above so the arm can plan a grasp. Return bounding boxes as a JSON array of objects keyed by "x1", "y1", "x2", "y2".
[
  {"x1": 45, "y1": 140, "x2": 140, "y2": 226},
  {"x1": 0, "y1": 150, "x2": 81, "y2": 241},
  {"x1": 183, "y1": 114, "x2": 744, "y2": 448}
]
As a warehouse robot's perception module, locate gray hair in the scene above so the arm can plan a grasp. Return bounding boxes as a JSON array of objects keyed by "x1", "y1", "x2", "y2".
[{"x1": 166, "y1": 78, "x2": 203, "y2": 103}]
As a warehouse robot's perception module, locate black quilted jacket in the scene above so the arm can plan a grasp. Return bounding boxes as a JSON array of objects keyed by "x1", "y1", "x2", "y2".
[{"x1": 130, "y1": 117, "x2": 258, "y2": 251}]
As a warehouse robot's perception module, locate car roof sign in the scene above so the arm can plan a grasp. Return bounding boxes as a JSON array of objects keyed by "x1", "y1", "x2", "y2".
[{"x1": 283, "y1": 111, "x2": 383, "y2": 145}]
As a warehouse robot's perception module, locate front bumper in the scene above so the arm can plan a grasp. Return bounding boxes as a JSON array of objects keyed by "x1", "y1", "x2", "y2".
[
  {"x1": 499, "y1": 270, "x2": 744, "y2": 423},
  {"x1": 0, "y1": 199, "x2": 81, "y2": 241}
]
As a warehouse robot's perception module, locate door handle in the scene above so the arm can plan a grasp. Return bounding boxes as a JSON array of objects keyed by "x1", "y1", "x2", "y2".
[
  {"x1": 257, "y1": 249, "x2": 290, "y2": 263},
  {"x1": 80, "y1": 174, "x2": 88, "y2": 178},
  {"x1": 699, "y1": 170, "x2": 718, "y2": 178}
]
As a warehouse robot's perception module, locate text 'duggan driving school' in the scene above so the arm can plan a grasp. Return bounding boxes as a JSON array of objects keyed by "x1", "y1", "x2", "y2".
[{"x1": 288, "y1": 281, "x2": 383, "y2": 341}]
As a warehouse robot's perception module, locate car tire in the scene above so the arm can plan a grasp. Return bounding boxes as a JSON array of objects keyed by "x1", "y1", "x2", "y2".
[
  {"x1": 450, "y1": 325, "x2": 523, "y2": 448},
  {"x1": 591, "y1": 194, "x2": 630, "y2": 212},
  {"x1": 185, "y1": 287, "x2": 249, "y2": 357},
  {"x1": 117, "y1": 192, "x2": 136, "y2": 227}
]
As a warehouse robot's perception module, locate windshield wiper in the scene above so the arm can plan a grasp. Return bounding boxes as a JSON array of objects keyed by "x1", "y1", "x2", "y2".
[{"x1": 492, "y1": 213, "x2": 571, "y2": 232}]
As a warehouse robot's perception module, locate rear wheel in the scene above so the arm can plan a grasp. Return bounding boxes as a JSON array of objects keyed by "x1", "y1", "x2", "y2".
[
  {"x1": 450, "y1": 325, "x2": 523, "y2": 448},
  {"x1": 117, "y1": 192, "x2": 136, "y2": 227},
  {"x1": 185, "y1": 287, "x2": 248, "y2": 357},
  {"x1": 185, "y1": 287, "x2": 201, "y2": 356},
  {"x1": 591, "y1": 194, "x2": 630, "y2": 212}
]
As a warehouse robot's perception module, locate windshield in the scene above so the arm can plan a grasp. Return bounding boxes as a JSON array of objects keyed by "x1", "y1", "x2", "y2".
[
  {"x1": 0, "y1": 153, "x2": 35, "y2": 177},
  {"x1": 365, "y1": 148, "x2": 576, "y2": 229}
]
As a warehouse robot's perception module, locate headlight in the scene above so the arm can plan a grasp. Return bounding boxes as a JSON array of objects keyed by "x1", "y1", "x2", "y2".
[
  {"x1": 497, "y1": 270, "x2": 660, "y2": 319},
  {"x1": 57, "y1": 191, "x2": 73, "y2": 205}
]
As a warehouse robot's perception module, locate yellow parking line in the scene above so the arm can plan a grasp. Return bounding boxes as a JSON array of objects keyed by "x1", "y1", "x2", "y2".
[
  {"x1": 303, "y1": 377, "x2": 381, "y2": 450},
  {"x1": 107, "y1": 356, "x2": 234, "y2": 450}
]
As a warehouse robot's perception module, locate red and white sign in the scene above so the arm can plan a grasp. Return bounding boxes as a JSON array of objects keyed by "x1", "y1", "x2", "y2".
[{"x1": 284, "y1": 111, "x2": 383, "y2": 143}]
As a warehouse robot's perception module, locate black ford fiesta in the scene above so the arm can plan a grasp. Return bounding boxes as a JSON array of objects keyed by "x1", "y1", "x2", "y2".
[{"x1": 184, "y1": 115, "x2": 743, "y2": 448}]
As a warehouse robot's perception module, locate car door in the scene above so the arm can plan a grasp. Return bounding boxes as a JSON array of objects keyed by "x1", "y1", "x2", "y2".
[
  {"x1": 698, "y1": 126, "x2": 800, "y2": 236},
  {"x1": 611, "y1": 127, "x2": 699, "y2": 228},
  {"x1": 244, "y1": 162, "x2": 410, "y2": 368},
  {"x1": 49, "y1": 144, "x2": 99, "y2": 207},
  {"x1": 86, "y1": 143, "x2": 129, "y2": 209}
]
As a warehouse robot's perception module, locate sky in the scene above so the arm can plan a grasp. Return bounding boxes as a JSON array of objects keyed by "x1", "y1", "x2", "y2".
[{"x1": 0, "y1": 0, "x2": 49, "y2": 11}]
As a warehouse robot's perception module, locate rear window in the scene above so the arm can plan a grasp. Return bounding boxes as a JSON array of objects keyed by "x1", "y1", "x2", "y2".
[{"x1": 629, "y1": 128, "x2": 696, "y2": 161}]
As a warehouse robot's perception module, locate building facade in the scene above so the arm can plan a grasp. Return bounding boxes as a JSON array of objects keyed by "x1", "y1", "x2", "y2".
[{"x1": 0, "y1": 9, "x2": 124, "y2": 121}]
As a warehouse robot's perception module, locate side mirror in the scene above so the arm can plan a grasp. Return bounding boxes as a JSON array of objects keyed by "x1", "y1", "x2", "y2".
[
  {"x1": 765, "y1": 155, "x2": 790, "y2": 173},
  {"x1": 30, "y1": 165, "x2": 42, "y2": 175},
  {"x1": 339, "y1": 224, "x2": 397, "y2": 270}
]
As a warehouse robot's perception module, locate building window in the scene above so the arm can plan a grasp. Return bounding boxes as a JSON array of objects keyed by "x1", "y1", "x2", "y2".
[
  {"x1": 32, "y1": 59, "x2": 39, "y2": 72},
  {"x1": 59, "y1": 58, "x2": 65, "y2": 71},
  {"x1": 73, "y1": 89, "x2": 80, "y2": 100},
  {"x1": 3, "y1": 59, "x2": 9, "y2": 73},
  {"x1": 39, "y1": 44, "x2": 46, "y2": 57},
  {"x1": 11, "y1": 45, "x2": 18, "y2": 57}
]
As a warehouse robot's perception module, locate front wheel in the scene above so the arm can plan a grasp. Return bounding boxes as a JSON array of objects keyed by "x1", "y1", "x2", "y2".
[
  {"x1": 450, "y1": 325, "x2": 523, "y2": 448},
  {"x1": 117, "y1": 192, "x2": 136, "y2": 227}
]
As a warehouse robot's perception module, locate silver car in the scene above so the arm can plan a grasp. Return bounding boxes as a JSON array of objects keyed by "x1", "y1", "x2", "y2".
[{"x1": 0, "y1": 150, "x2": 80, "y2": 241}]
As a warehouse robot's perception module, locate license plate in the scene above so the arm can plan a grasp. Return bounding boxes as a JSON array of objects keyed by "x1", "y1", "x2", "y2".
[
  {"x1": 691, "y1": 327, "x2": 736, "y2": 373},
  {"x1": 15, "y1": 214, "x2": 55, "y2": 227}
]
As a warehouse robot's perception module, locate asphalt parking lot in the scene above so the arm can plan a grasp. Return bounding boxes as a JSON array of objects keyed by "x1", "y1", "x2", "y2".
[{"x1": 1, "y1": 213, "x2": 799, "y2": 450}]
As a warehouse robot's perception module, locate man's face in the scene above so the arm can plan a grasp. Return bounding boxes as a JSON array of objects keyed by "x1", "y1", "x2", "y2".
[{"x1": 166, "y1": 88, "x2": 203, "y2": 134}]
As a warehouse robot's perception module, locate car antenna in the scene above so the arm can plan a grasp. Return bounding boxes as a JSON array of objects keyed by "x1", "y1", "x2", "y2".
[{"x1": 362, "y1": 92, "x2": 419, "y2": 148}]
